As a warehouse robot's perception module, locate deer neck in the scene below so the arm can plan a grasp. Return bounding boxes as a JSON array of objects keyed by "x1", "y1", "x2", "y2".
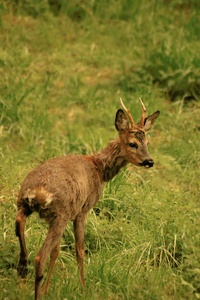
[{"x1": 92, "y1": 138, "x2": 128, "y2": 182}]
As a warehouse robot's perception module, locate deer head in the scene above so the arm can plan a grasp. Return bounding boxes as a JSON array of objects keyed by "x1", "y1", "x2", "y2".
[{"x1": 115, "y1": 98, "x2": 160, "y2": 168}]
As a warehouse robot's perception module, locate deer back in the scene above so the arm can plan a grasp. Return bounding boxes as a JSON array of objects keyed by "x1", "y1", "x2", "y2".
[{"x1": 18, "y1": 155, "x2": 103, "y2": 222}]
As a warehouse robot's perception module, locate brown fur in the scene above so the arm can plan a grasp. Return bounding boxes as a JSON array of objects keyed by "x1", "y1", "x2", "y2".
[{"x1": 15, "y1": 102, "x2": 159, "y2": 300}]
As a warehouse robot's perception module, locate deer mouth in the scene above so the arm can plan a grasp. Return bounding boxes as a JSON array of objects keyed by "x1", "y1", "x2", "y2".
[{"x1": 139, "y1": 159, "x2": 154, "y2": 168}]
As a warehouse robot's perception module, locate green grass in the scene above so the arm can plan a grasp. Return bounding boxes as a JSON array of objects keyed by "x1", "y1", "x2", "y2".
[{"x1": 0, "y1": 1, "x2": 200, "y2": 299}]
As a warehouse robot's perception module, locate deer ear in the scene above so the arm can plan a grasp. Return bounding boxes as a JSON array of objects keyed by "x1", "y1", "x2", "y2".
[
  {"x1": 115, "y1": 109, "x2": 129, "y2": 132},
  {"x1": 144, "y1": 111, "x2": 160, "y2": 132}
]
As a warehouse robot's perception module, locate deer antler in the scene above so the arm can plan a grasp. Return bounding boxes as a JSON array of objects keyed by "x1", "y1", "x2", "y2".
[
  {"x1": 137, "y1": 97, "x2": 146, "y2": 128},
  {"x1": 120, "y1": 98, "x2": 135, "y2": 128}
]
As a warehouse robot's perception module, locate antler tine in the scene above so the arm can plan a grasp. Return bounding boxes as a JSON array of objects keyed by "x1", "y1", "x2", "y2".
[
  {"x1": 138, "y1": 97, "x2": 147, "y2": 127},
  {"x1": 139, "y1": 97, "x2": 146, "y2": 113},
  {"x1": 120, "y1": 98, "x2": 135, "y2": 127}
]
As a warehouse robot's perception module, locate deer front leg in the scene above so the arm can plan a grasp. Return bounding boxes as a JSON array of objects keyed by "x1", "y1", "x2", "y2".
[{"x1": 73, "y1": 212, "x2": 86, "y2": 285}]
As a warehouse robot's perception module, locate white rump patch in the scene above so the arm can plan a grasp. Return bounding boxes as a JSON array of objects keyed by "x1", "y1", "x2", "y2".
[
  {"x1": 24, "y1": 187, "x2": 53, "y2": 206},
  {"x1": 24, "y1": 188, "x2": 36, "y2": 205},
  {"x1": 44, "y1": 194, "x2": 53, "y2": 206}
]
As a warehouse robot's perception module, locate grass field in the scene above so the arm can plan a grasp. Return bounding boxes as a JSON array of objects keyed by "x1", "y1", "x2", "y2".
[{"x1": 0, "y1": 1, "x2": 200, "y2": 299}]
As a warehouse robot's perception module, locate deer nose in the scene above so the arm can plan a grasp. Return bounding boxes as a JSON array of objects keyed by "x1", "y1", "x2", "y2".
[{"x1": 140, "y1": 159, "x2": 154, "y2": 168}]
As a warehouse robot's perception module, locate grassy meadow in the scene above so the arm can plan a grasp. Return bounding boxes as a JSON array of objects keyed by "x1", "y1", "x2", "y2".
[{"x1": 0, "y1": 1, "x2": 200, "y2": 299}]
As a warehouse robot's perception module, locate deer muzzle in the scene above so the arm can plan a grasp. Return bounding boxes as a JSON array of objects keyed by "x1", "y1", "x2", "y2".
[{"x1": 139, "y1": 158, "x2": 154, "y2": 168}]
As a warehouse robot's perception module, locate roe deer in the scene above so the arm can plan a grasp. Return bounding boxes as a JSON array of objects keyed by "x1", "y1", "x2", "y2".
[{"x1": 15, "y1": 99, "x2": 159, "y2": 300}]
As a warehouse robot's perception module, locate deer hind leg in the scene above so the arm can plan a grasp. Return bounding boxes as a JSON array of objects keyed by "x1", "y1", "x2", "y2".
[
  {"x1": 15, "y1": 208, "x2": 30, "y2": 278},
  {"x1": 34, "y1": 217, "x2": 67, "y2": 300},
  {"x1": 73, "y1": 212, "x2": 87, "y2": 285},
  {"x1": 44, "y1": 242, "x2": 60, "y2": 295}
]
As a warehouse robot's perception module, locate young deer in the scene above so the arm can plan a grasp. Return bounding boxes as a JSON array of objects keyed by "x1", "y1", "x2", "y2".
[{"x1": 15, "y1": 99, "x2": 159, "y2": 300}]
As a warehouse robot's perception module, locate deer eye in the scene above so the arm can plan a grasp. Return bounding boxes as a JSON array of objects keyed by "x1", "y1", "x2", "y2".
[{"x1": 129, "y1": 142, "x2": 138, "y2": 149}]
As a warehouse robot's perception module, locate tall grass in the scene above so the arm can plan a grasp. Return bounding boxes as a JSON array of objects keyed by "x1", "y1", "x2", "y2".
[{"x1": 0, "y1": 1, "x2": 199, "y2": 299}]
